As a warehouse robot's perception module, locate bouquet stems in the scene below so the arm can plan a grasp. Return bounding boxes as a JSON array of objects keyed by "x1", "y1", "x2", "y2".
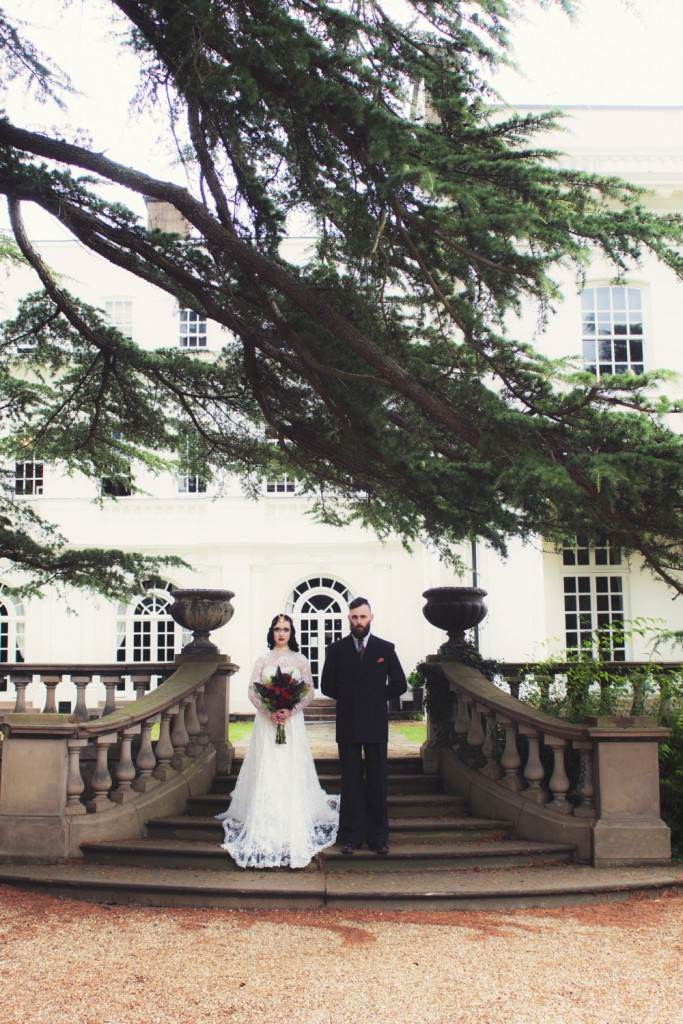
[{"x1": 276, "y1": 722, "x2": 287, "y2": 744}]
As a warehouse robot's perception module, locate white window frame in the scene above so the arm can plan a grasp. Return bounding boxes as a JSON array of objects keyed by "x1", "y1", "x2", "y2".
[
  {"x1": 561, "y1": 537, "x2": 627, "y2": 661},
  {"x1": 104, "y1": 297, "x2": 134, "y2": 338},
  {"x1": 177, "y1": 474, "x2": 207, "y2": 494},
  {"x1": 179, "y1": 308, "x2": 208, "y2": 350},
  {"x1": 116, "y1": 583, "x2": 184, "y2": 664},
  {"x1": 581, "y1": 284, "x2": 645, "y2": 378},
  {"x1": 0, "y1": 592, "x2": 25, "y2": 663},
  {"x1": 15, "y1": 461, "x2": 43, "y2": 496},
  {"x1": 264, "y1": 474, "x2": 297, "y2": 495}
]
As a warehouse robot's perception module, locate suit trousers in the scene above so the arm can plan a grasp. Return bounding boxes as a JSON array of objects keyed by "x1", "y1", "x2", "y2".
[{"x1": 337, "y1": 742, "x2": 388, "y2": 848}]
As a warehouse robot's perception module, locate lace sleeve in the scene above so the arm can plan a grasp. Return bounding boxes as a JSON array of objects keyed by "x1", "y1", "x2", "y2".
[
  {"x1": 291, "y1": 655, "x2": 315, "y2": 715},
  {"x1": 248, "y1": 656, "x2": 267, "y2": 714}
]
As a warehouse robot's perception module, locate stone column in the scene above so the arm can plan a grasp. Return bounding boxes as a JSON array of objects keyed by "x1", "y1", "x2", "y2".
[
  {"x1": 589, "y1": 719, "x2": 671, "y2": 865},
  {"x1": 203, "y1": 657, "x2": 238, "y2": 774},
  {"x1": 101, "y1": 674, "x2": 121, "y2": 716},
  {"x1": 153, "y1": 708, "x2": 177, "y2": 781},
  {"x1": 519, "y1": 723, "x2": 548, "y2": 804},
  {"x1": 111, "y1": 726, "x2": 141, "y2": 804},
  {"x1": 71, "y1": 674, "x2": 92, "y2": 722},
  {"x1": 0, "y1": 729, "x2": 71, "y2": 859},
  {"x1": 42, "y1": 674, "x2": 61, "y2": 714},
  {"x1": 11, "y1": 674, "x2": 30, "y2": 713}
]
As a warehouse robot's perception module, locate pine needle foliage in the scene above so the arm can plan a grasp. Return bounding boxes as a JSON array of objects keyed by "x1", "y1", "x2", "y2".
[{"x1": 0, "y1": 0, "x2": 681, "y2": 597}]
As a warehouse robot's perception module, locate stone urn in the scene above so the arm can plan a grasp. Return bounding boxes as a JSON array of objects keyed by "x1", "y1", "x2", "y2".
[
  {"x1": 171, "y1": 589, "x2": 235, "y2": 654},
  {"x1": 422, "y1": 587, "x2": 488, "y2": 657}
]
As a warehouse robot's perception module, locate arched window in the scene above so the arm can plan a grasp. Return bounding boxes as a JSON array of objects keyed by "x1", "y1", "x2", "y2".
[
  {"x1": 116, "y1": 582, "x2": 182, "y2": 663},
  {"x1": 286, "y1": 577, "x2": 353, "y2": 686},
  {"x1": 0, "y1": 593, "x2": 25, "y2": 663}
]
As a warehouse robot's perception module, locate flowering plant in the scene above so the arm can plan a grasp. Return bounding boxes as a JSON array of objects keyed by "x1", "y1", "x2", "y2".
[{"x1": 254, "y1": 666, "x2": 310, "y2": 743}]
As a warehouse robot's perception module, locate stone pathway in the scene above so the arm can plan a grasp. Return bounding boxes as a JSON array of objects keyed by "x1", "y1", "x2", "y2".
[{"x1": 233, "y1": 722, "x2": 422, "y2": 758}]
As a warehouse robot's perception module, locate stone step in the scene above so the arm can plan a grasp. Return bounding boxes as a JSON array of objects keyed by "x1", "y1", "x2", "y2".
[
  {"x1": 146, "y1": 814, "x2": 511, "y2": 843},
  {"x1": 211, "y1": 772, "x2": 442, "y2": 796},
  {"x1": 1, "y1": 860, "x2": 681, "y2": 911},
  {"x1": 230, "y1": 755, "x2": 423, "y2": 775},
  {"x1": 80, "y1": 836, "x2": 575, "y2": 873},
  {"x1": 189, "y1": 792, "x2": 461, "y2": 819}
]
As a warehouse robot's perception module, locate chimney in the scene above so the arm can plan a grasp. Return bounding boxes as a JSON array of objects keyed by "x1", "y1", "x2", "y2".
[{"x1": 145, "y1": 198, "x2": 192, "y2": 237}]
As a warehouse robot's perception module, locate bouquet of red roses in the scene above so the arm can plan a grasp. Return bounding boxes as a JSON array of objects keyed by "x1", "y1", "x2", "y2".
[{"x1": 254, "y1": 666, "x2": 310, "y2": 744}]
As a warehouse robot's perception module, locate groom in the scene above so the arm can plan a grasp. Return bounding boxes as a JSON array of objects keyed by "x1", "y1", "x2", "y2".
[{"x1": 321, "y1": 597, "x2": 407, "y2": 855}]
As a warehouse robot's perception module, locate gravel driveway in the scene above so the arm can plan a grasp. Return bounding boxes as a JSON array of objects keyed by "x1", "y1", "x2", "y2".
[{"x1": 0, "y1": 885, "x2": 681, "y2": 1024}]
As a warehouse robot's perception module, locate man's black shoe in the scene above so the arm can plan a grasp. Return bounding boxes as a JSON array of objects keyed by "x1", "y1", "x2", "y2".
[
  {"x1": 371, "y1": 845, "x2": 389, "y2": 855},
  {"x1": 341, "y1": 842, "x2": 358, "y2": 855}
]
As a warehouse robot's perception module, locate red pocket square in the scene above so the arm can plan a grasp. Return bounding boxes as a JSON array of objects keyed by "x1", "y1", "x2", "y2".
[{"x1": 376, "y1": 657, "x2": 385, "y2": 663}]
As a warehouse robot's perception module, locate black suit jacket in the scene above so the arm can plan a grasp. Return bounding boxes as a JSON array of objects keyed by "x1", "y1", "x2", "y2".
[{"x1": 320, "y1": 634, "x2": 407, "y2": 744}]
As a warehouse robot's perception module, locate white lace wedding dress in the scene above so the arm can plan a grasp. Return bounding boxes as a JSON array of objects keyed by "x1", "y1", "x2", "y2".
[{"x1": 216, "y1": 649, "x2": 340, "y2": 868}]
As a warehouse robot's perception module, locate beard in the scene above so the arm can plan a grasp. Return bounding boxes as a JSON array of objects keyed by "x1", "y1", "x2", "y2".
[{"x1": 350, "y1": 622, "x2": 371, "y2": 640}]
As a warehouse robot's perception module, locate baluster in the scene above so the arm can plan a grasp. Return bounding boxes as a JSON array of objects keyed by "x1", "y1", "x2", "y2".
[
  {"x1": 518, "y1": 724, "x2": 549, "y2": 803},
  {"x1": 572, "y1": 739, "x2": 596, "y2": 818},
  {"x1": 171, "y1": 701, "x2": 190, "y2": 768},
  {"x1": 452, "y1": 691, "x2": 471, "y2": 741},
  {"x1": 544, "y1": 734, "x2": 573, "y2": 814},
  {"x1": 508, "y1": 673, "x2": 522, "y2": 700},
  {"x1": 111, "y1": 726, "x2": 140, "y2": 803},
  {"x1": 11, "y1": 673, "x2": 30, "y2": 713},
  {"x1": 479, "y1": 709, "x2": 503, "y2": 779},
  {"x1": 88, "y1": 733, "x2": 117, "y2": 812},
  {"x1": 466, "y1": 703, "x2": 485, "y2": 747},
  {"x1": 65, "y1": 738, "x2": 88, "y2": 815},
  {"x1": 196, "y1": 685, "x2": 210, "y2": 748},
  {"x1": 154, "y1": 707, "x2": 178, "y2": 780},
  {"x1": 41, "y1": 673, "x2": 60, "y2": 714},
  {"x1": 497, "y1": 716, "x2": 523, "y2": 791},
  {"x1": 132, "y1": 673, "x2": 150, "y2": 702},
  {"x1": 185, "y1": 694, "x2": 202, "y2": 757},
  {"x1": 72, "y1": 674, "x2": 92, "y2": 722},
  {"x1": 133, "y1": 717, "x2": 159, "y2": 792},
  {"x1": 101, "y1": 673, "x2": 121, "y2": 716}
]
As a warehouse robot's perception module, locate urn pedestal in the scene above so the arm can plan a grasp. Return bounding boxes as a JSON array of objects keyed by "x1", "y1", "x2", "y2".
[
  {"x1": 170, "y1": 589, "x2": 235, "y2": 654},
  {"x1": 422, "y1": 586, "x2": 488, "y2": 658}
]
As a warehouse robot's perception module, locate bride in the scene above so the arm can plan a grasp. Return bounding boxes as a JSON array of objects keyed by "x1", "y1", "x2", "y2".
[{"x1": 216, "y1": 613, "x2": 339, "y2": 868}]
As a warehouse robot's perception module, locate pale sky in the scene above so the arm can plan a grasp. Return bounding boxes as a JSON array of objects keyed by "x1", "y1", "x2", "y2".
[{"x1": 2, "y1": 0, "x2": 682, "y2": 239}]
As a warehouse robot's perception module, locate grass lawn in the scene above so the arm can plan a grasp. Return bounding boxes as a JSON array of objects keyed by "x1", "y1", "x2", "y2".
[
  {"x1": 390, "y1": 720, "x2": 426, "y2": 744},
  {"x1": 230, "y1": 720, "x2": 255, "y2": 743}
]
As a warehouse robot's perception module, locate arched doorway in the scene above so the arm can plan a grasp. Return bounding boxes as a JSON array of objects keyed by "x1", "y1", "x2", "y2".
[{"x1": 286, "y1": 577, "x2": 353, "y2": 687}]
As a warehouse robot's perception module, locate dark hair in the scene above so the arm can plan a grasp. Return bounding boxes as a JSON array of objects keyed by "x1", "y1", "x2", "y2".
[
  {"x1": 266, "y1": 613, "x2": 300, "y2": 651},
  {"x1": 349, "y1": 596, "x2": 371, "y2": 611}
]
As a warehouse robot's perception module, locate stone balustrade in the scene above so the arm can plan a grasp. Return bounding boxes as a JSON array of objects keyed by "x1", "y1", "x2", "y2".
[
  {"x1": 423, "y1": 658, "x2": 671, "y2": 866},
  {"x1": 495, "y1": 660, "x2": 682, "y2": 716},
  {"x1": 0, "y1": 663, "x2": 174, "y2": 718},
  {"x1": 0, "y1": 653, "x2": 237, "y2": 860}
]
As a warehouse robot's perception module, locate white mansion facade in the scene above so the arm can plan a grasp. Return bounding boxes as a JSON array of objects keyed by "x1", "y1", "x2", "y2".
[{"x1": 1, "y1": 106, "x2": 682, "y2": 713}]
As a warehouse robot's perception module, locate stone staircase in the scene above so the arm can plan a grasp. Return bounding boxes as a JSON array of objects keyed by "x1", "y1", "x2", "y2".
[
  {"x1": 2, "y1": 753, "x2": 680, "y2": 909},
  {"x1": 302, "y1": 696, "x2": 337, "y2": 723}
]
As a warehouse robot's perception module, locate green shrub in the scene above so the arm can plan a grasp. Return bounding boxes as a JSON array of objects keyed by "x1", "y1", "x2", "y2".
[{"x1": 660, "y1": 711, "x2": 683, "y2": 857}]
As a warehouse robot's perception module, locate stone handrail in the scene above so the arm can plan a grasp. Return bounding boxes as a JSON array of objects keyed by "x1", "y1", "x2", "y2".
[
  {"x1": 0, "y1": 663, "x2": 174, "y2": 718},
  {"x1": 423, "y1": 656, "x2": 671, "y2": 866},
  {"x1": 0, "y1": 653, "x2": 238, "y2": 860}
]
